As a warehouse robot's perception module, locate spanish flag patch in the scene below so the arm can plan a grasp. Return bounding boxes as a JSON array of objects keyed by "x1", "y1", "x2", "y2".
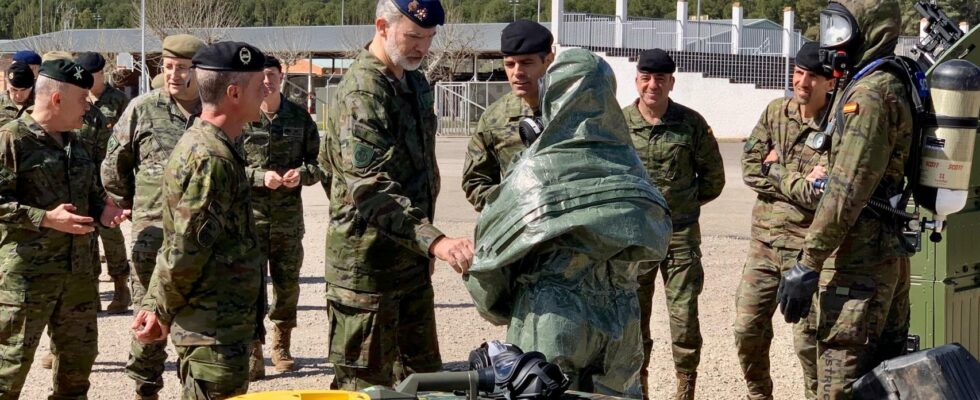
[{"x1": 843, "y1": 102, "x2": 860, "y2": 115}]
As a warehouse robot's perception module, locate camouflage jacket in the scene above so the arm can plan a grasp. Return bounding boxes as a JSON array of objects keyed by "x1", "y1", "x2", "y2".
[
  {"x1": 0, "y1": 92, "x2": 32, "y2": 126},
  {"x1": 801, "y1": 70, "x2": 914, "y2": 271},
  {"x1": 95, "y1": 86, "x2": 131, "y2": 128},
  {"x1": 742, "y1": 97, "x2": 828, "y2": 250},
  {"x1": 243, "y1": 94, "x2": 321, "y2": 228},
  {"x1": 318, "y1": 50, "x2": 442, "y2": 292},
  {"x1": 461, "y1": 92, "x2": 534, "y2": 210},
  {"x1": 0, "y1": 113, "x2": 105, "y2": 275},
  {"x1": 76, "y1": 103, "x2": 113, "y2": 165},
  {"x1": 148, "y1": 118, "x2": 261, "y2": 346},
  {"x1": 624, "y1": 99, "x2": 725, "y2": 228},
  {"x1": 102, "y1": 89, "x2": 199, "y2": 253}
]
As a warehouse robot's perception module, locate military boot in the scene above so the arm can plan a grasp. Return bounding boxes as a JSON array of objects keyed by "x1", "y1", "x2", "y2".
[
  {"x1": 271, "y1": 326, "x2": 296, "y2": 372},
  {"x1": 40, "y1": 351, "x2": 53, "y2": 369},
  {"x1": 675, "y1": 372, "x2": 697, "y2": 400},
  {"x1": 106, "y1": 274, "x2": 131, "y2": 314},
  {"x1": 249, "y1": 341, "x2": 265, "y2": 381}
]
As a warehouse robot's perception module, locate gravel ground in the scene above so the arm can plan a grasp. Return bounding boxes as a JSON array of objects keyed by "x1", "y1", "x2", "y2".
[{"x1": 20, "y1": 139, "x2": 806, "y2": 399}]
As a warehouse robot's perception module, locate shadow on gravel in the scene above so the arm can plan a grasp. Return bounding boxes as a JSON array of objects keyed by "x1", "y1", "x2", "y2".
[
  {"x1": 298, "y1": 277, "x2": 327, "y2": 285},
  {"x1": 259, "y1": 358, "x2": 334, "y2": 379},
  {"x1": 297, "y1": 305, "x2": 328, "y2": 311},
  {"x1": 435, "y1": 303, "x2": 474, "y2": 309}
]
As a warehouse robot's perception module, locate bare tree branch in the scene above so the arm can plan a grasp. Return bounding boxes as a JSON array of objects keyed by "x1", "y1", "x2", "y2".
[
  {"x1": 132, "y1": 0, "x2": 239, "y2": 44},
  {"x1": 424, "y1": 1, "x2": 478, "y2": 83}
]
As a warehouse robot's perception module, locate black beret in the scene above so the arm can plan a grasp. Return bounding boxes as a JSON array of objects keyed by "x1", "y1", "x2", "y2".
[
  {"x1": 637, "y1": 49, "x2": 676, "y2": 74},
  {"x1": 13, "y1": 51, "x2": 42, "y2": 65},
  {"x1": 39, "y1": 59, "x2": 93, "y2": 89},
  {"x1": 193, "y1": 42, "x2": 267, "y2": 72},
  {"x1": 393, "y1": 0, "x2": 444, "y2": 28},
  {"x1": 75, "y1": 52, "x2": 107, "y2": 73},
  {"x1": 6, "y1": 63, "x2": 35, "y2": 89},
  {"x1": 263, "y1": 55, "x2": 282, "y2": 70},
  {"x1": 795, "y1": 42, "x2": 834, "y2": 79},
  {"x1": 501, "y1": 19, "x2": 554, "y2": 56}
]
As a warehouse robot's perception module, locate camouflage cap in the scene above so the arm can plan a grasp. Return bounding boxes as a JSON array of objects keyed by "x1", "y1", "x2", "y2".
[
  {"x1": 162, "y1": 34, "x2": 205, "y2": 59},
  {"x1": 151, "y1": 73, "x2": 164, "y2": 89},
  {"x1": 42, "y1": 51, "x2": 74, "y2": 62},
  {"x1": 39, "y1": 59, "x2": 94, "y2": 89}
]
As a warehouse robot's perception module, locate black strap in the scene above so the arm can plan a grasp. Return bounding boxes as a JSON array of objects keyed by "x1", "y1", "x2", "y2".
[{"x1": 921, "y1": 113, "x2": 980, "y2": 129}]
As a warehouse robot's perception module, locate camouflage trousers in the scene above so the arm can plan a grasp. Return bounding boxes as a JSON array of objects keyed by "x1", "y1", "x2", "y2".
[
  {"x1": 0, "y1": 272, "x2": 98, "y2": 399},
  {"x1": 96, "y1": 224, "x2": 129, "y2": 277},
  {"x1": 812, "y1": 256, "x2": 910, "y2": 399},
  {"x1": 637, "y1": 222, "x2": 703, "y2": 395},
  {"x1": 175, "y1": 343, "x2": 250, "y2": 400},
  {"x1": 126, "y1": 250, "x2": 168, "y2": 397},
  {"x1": 507, "y1": 283, "x2": 644, "y2": 398},
  {"x1": 255, "y1": 222, "x2": 304, "y2": 330},
  {"x1": 327, "y1": 279, "x2": 442, "y2": 390},
  {"x1": 733, "y1": 239, "x2": 817, "y2": 399}
]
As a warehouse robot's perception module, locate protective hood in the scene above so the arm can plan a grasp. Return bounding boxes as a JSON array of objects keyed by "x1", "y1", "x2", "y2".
[
  {"x1": 464, "y1": 48, "x2": 672, "y2": 324},
  {"x1": 833, "y1": 0, "x2": 901, "y2": 69}
]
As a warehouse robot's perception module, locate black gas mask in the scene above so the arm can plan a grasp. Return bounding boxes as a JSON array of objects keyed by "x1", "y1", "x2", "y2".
[
  {"x1": 818, "y1": 2, "x2": 864, "y2": 78},
  {"x1": 468, "y1": 341, "x2": 569, "y2": 400}
]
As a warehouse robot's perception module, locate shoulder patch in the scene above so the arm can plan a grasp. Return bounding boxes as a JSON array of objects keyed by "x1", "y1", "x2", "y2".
[
  {"x1": 196, "y1": 218, "x2": 219, "y2": 247},
  {"x1": 352, "y1": 142, "x2": 375, "y2": 169},
  {"x1": 843, "y1": 102, "x2": 860, "y2": 115}
]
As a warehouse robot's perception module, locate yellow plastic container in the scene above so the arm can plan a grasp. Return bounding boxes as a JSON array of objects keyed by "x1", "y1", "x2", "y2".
[{"x1": 230, "y1": 390, "x2": 371, "y2": 400}]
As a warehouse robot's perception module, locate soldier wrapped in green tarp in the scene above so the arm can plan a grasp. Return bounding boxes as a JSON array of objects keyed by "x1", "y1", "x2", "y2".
[{"x1": 464, "y1": 48, "x2": 673, "y2": 398}]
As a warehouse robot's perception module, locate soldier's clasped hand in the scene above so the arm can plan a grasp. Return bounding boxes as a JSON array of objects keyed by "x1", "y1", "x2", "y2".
[
  {"x1": 282, "y1": 169, "x2": 301, "y2": 188},
  {"x1": 132, "y1": 310, "x2": 169, "y2": 344},
  {"x1": 41, "y1": 203, "x2": 96, "y2": 234},
  {"x1": 430, "y1": 236, "x2": 476, "y2": 274},
  {"x1": 264, "y1": 170, "x2": 284, "y2": 189}
]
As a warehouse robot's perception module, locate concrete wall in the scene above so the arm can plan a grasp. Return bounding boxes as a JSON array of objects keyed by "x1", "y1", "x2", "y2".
[{"x1": 599, "y1": 51, "x2": 786, "y2": 139}]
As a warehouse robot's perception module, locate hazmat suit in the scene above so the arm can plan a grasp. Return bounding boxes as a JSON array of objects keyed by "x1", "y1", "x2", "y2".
[{"x1": 464, "y1": 48, "x2": 673, "y2": 398}]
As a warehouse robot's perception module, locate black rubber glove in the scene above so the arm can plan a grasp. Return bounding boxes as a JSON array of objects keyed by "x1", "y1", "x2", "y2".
[{"x1": 777, "y1": 262, "x2": 819, "y2": 323}]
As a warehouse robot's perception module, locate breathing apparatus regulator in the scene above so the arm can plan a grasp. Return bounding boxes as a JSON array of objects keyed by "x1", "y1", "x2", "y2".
[{"x1": 808, "y1": 1, "x2": 980, "y2": 248}]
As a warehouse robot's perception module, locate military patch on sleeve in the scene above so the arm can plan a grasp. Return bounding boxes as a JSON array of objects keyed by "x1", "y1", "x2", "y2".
[
  {"x1": 196, "y1": 219, "x2": 220, "y2": 247},
  {"x1": 352, "y1": 142, "x2": 375, "y2": 169},
  {"x1": 843, "y1": 102, "x2": 860, "y2": 115},
  {"x1": 106, "y1": 136, "x2": 119, "y2": 152}
]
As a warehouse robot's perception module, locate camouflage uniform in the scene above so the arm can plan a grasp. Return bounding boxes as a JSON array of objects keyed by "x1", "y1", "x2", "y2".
[
  {"x1": 622, "y1": 100, "x2": 725, "y2": 394},
  {"x1": 798, "y1": 2, "x2": 913, "y2": 397},
  {"x1": 242, "y1": 94, "x2": 321, "y2": 331},
  {"x1": 319, "y1": 50, "x2": 443, "y2": 390},
  {"x1": 461, "y1": 92, "x2": 533, "y2": 210},
  {"x1": 736, "y1": 98, "x2": 827, "y2": 399},
  {"x1": 77, "y1": 103, "x2": 130, "y2": 279},
  {"x1": 0, "y1": 113, "x2": 102, "y2": 398},
  {"x1": 94, "y1": 86, "x2": 132, "y2": 127},
  {"x1": 0, "y1": 93, "x2": 32, "y2": 126},
  {"x1": 102, "y1": 88, "x2": 199, "y2": 396},
  {"x1": 144, "y1": 117, "x2": 262, "y2": 399}
]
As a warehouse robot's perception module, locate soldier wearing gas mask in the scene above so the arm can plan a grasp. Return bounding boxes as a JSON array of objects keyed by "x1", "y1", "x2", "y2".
[
  {"x1": 465, "y1": 49, "x2": 671, "y2": 398},
  {"x1": 776, "y1": 1, "x2": 914, "y2": 398}
]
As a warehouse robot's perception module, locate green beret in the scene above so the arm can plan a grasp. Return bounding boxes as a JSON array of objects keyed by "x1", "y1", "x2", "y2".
[
  {"x1": 42, "y1": 51, "x2": 74, "y2": 62},
  {"x1": 6, "y1": 63, "x2": 35, "y2": 89},
  {"x1": 40, "y1": 59, "x2": 94, "y2": 89},
  {"x1": 501, "y1": 19, "x2": 554, "y2": 55},
  {"x1": 193, "y1": 42, "x2": 266, "y2": 72},
  {"x1": 162, "y1": 34, "x2": 205, "y2": 59}
]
